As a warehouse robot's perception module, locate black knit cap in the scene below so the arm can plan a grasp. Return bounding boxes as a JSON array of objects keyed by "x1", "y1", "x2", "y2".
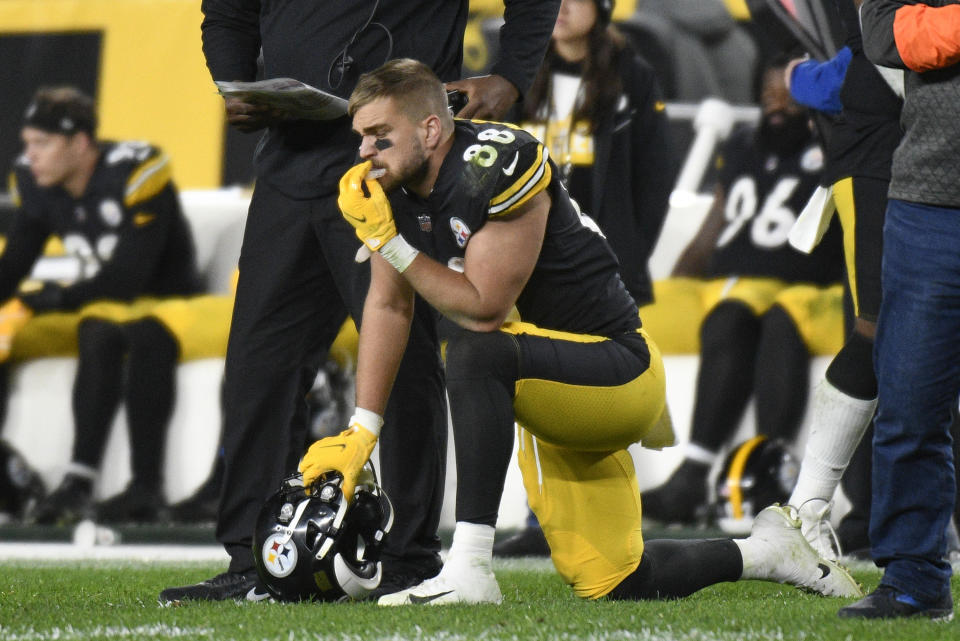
[{"x1": 23, "y1": 86, "x2": 97, "y2": 136}]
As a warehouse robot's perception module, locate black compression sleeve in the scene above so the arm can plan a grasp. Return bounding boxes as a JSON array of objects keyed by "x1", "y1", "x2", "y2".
[
  {"x1": 825, "y1": 329, "x2": 877, "y2": 399},
  {"x1": 444, "y1": 329, "x2": 519, "y2": 526},
  {"x1": 607, "y1": 539, "x2": 742, "y2": 600}
]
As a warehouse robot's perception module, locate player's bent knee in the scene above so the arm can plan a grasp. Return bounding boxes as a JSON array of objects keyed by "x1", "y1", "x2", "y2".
[
  {"x1": 444, "y1": 328, "x2": 517, "y2": 382},
  {"x1": 549, "y1": 530, "x2": 642, "y2": 600}
]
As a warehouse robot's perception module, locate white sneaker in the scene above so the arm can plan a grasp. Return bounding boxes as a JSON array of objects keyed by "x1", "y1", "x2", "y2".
[
  {"x1": 377, "y1": 568, "x2": 502, "y2": 606},
  {"x1": 796, "y1": 499, "x2": 841, "y2": 561},
  {"x1": 745, "y1": 504, "x2": 862, "y2": 598}
]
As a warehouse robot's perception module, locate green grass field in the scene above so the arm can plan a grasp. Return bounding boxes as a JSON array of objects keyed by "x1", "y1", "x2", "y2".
[{"x1": 0, "y1": 559, "x2": 957, "y2": 641}]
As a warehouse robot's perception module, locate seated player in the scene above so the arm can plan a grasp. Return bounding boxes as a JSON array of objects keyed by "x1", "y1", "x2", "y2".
[
  {"x1": 641, "y1": 60, "x2": 845, "y2": 525},
  {"x1": 297, "y1": 58, "x2": 860, "y2": 605},
  {"x1": 1, "y1": 86, "x2": 204, "y2": 524}
]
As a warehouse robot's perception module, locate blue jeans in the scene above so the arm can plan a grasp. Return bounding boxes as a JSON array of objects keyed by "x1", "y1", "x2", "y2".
[{"x1": 872, "y1": 199, "x2": 959, "y2": 603}]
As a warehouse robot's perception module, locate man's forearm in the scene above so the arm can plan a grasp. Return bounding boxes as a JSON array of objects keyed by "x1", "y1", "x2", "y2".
[{"x1": 354, "y1": 259, "x2": 415, "y2": 415}]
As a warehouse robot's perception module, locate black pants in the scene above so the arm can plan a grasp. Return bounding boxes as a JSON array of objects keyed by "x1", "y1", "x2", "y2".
[
  {"x1": 217, "y1": 180, "x2": 447, "y2": 573},
  {"x1": 72, "y1": 317, "x2": 179, "y2": 490}
]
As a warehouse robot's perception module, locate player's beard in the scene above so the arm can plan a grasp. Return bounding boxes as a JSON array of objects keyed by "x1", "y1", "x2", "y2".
[
  {"x1": 377, "y1": 139, "x2": 429, "y2": 192},
  {"x1": 758, "y1": 110, "x2": 812, "y2": 155}
]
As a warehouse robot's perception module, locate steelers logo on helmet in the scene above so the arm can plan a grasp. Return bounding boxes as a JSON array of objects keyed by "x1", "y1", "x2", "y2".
[
  {"x1": 261, "y1": 532, "x2": 298, "y2": 578},
  {"x1": 713, "y1": 435, "x2": 799, "y2": 535},
  {"x1": 253, "y1": 466, "x2": 394, "y2": 602}
]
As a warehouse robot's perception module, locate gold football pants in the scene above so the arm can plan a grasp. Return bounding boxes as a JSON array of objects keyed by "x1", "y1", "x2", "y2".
[{"x1": 501, "y1": 323, "x2": 670, "y2": 599}]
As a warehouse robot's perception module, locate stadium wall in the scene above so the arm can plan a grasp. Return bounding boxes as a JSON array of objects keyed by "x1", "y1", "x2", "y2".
[{"x1": 0, "y1": 0, "x2": 225, "y2": 189}]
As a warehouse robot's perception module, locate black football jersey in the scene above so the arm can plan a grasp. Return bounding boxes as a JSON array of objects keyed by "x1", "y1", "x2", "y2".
[
  {"x1": 708, "y1": 127, "x2": 843, "y2": 285},
  {"x1": 3, "y1": 140, "x2": 201, "y2": 308},
  {"x1": 392, "y1": 120, "x2": 639, "y2": 336}
]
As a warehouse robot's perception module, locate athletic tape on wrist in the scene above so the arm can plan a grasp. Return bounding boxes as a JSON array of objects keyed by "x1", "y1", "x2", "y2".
[
  {"x1": 379, "y1": 235, "x2": 419, "y2": 272},
  {"x1": 351, "y1": 407, "x2": 384, "y2": 437}
]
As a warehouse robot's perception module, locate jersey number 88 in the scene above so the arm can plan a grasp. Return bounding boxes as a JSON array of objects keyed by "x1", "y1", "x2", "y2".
[{"x1": 463, "y1": 128, "x2": 517, "y2": 167}]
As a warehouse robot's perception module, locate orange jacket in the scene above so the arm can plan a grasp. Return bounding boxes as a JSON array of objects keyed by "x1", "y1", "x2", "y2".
[{"x1": 862, "y1": 0, "x2": 960, "y2": 72}]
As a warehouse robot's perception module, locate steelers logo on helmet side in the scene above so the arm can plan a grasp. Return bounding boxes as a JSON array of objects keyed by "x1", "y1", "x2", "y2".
[{"x1": 262, "y1": 533, "x2": 298, "y2": 578}]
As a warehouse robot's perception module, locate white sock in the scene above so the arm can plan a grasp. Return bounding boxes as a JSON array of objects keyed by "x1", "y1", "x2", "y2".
[
  {"x1": 789, "y1": 380, "x2": 876, "y2": 507},
  {"x1": 733, "y1": 538, "x2": 763, "y2": 580},
  {"x1": 442, "y1": 521, "x2": 495, "y2": 577}
]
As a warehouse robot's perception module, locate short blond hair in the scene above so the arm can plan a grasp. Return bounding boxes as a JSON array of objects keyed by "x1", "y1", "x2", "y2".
[{"x1": 349, "y1": 58, "x2": 452, "y2": 128}]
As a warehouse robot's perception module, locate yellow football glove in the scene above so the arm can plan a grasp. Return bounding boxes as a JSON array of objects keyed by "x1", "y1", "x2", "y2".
[
  {"x1": 338, "y1": 160, "x2": 397, "y2": 252},
  {"x1": 0, "y1": 298, "x2": 33, "y2": 363},
  {"x1": 299, "y1": 418, "x2": 379, "y2": 501}
]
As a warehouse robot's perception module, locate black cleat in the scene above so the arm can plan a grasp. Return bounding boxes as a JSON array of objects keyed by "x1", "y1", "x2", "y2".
[
  {"x1": 30, "y1": 473, "x2": 94, "y2": 526},
  {"x1": 838, "y1": 585, "x2": 954, "y2": 621},
  {"x1": 641, "y1": 459, "x2": 710, "y2": 525},
  {"x1": 96, "y1": 481, "x2": 167, "y2": 524},
  {"x1": 493, "y1": 527, "x2": 550, "y2": 558},
  {"x1": 368, "y1": 557, "x2": 443, "y2": 600},
  {"x1": 159, "y1": 570, "x2": 258, "y2": 605}
]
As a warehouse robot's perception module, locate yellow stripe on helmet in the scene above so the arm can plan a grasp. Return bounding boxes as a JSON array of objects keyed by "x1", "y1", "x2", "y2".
[{"x1": 726, "y1": 435, "x2": 767, "y2": 520}]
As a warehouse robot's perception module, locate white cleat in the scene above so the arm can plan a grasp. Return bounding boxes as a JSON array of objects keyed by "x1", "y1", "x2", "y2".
[
  {"x1": 377, "y1": 570, "x2": 502, "y2": 606},
  {"x1": 796, "y1": 499, "x2": 842, "y2": 562},
  {"x1": 747, "y1": 504, "x2": 862, "y2": 598}
]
